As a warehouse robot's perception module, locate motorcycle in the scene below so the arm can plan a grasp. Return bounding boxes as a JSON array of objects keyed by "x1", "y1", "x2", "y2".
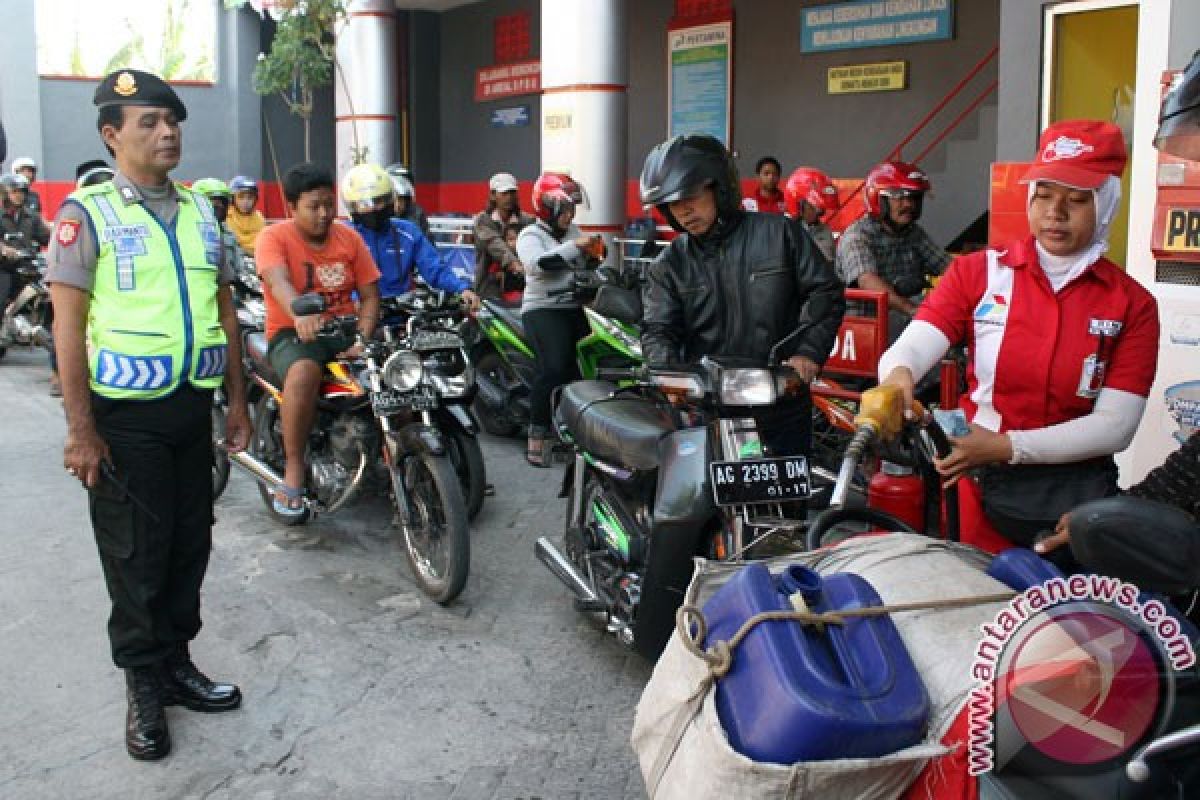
[
  {"x1": 223, "y1": 292, "x2": 471, "y2": 604},
  {"x1": 536, "y1": 331, "x2": 815, "y2": 660},
  {"x1": 212, "y1": 253, "x2": 267, "y2": 499},
  {"x1": 379, "y1": 288, "x2": 487, "y2": 521},
  {"x1": 0, "y1": 232, "x2": 51, "y2": 361},
  {"x1": 810, "y1": 386, "x2": 1200, "y2": 798},
  {"x1": 464, "y1": 268, "x2": 644, "y2": 438}
]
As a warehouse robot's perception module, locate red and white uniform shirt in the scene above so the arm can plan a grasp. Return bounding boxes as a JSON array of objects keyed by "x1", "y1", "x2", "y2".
[
  {"x1": 916, "y1": 237, "x2": 1158, "y2": 554},
  {"x1": 741, "y1": 188, "x2": 786, "y2": 214},
  {"x1": 918, "y1": 236, "x2": 1159, "y2": 434}
]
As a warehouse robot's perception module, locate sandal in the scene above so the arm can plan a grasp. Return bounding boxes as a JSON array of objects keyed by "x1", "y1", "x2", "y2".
[
  {"x1": 526, "y1": 438, "x2": 551, "y2": 468},
  {"x1": 272, "y1": 483, "x2": 307, "y2": 516}
]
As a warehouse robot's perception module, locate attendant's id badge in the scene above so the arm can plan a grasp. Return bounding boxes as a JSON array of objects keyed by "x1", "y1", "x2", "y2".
[
  {"x1": 1078, "y1": 319, "x2": 1121, "y2": 400},
  {"x1": 1076, "y1": 354, "x2": 1106, "y2": 399}
]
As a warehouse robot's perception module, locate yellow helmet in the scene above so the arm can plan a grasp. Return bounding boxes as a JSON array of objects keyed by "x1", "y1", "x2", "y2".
[{"x1": 341, "y1": 163, "x2": 394, "y2": 213}]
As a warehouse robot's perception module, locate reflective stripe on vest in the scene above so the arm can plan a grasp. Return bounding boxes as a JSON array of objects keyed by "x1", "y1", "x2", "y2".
[{"x1": 72, "y1": 182, "x2": 228, "y2": 399}]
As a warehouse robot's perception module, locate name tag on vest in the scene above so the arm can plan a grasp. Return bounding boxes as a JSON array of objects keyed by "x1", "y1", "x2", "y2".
[{"x1": 101, "y1": 224, "x2": 151, "y2": 290}]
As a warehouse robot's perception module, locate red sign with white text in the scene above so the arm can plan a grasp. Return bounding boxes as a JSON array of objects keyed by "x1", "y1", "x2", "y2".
[{"x1": 475, "y1": 60, "x2": 541, "y2": 103}]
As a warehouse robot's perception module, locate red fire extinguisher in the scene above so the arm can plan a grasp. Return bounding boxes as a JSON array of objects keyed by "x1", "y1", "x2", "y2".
[{"x1": 867, "y1": 461, "x2": 925, "y2": 533}]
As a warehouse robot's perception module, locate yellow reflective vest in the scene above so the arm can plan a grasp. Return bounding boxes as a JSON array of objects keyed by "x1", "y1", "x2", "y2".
[{"x1": 71, "y1": 181, "x2": 227, "y2": 400}]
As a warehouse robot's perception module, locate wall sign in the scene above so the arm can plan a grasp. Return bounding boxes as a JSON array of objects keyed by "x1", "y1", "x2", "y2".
[
  {"x1": 668, "y1": 20, "x2": 733, "y2": 145},
  {"x1": 475, "y1": 60, "x2": 541, "y2": 103},
  {"x1": 827, "y1": 61, "x2": 908, "y2": 94},
  {"x1": 801, "y1": 0, "x2": 955, "y2": 54},
  {"x1": 490, "y1": 106, "x2": 531, "y2": 128},
  {"x1": 1163, "y1": 208, "x2": 1200, "y2": 252}
]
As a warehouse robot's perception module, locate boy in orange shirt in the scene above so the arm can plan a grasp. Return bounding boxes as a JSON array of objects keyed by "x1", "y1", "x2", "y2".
[{"x1": 256, "y1": 162, "x2": 380, "y2": 515}]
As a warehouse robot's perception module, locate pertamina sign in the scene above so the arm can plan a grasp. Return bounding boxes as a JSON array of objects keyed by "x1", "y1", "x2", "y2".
[
  {"x1": 1163, "y1": 207, "x2": 1200, "y2": 253},
  {"x1": 475, "y1": 60, "x2": 541, "y2": 103}
]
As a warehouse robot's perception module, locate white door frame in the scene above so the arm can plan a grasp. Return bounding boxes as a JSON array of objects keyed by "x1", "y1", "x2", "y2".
[{"x1": 1040, "y1": 0, "x2": 1139, "y2": 130}]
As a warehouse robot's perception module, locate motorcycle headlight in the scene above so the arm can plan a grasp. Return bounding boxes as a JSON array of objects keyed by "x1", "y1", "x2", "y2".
[
  {"x1": 719, "y1": 368, "x2": 777, "y2": 406},
  {"x1": 382, "y1": 350, "x2": 423, "y2": 391}
]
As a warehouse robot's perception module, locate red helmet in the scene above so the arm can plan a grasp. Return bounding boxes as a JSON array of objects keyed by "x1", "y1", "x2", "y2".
[
  {"x1": 863, "y1": 160, "x2": 931, "y2": 217},
  {"x1": 784, "y1": 167, "x2": 840, "y2": 218},
  {"x1": 532, "y1": 172, "x2": 586, "y2": 224}
]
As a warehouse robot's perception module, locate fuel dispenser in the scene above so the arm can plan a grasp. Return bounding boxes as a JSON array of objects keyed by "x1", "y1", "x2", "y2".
[{"x1": 1127, "y1": 63, "x2": 1200, "y2": 479}]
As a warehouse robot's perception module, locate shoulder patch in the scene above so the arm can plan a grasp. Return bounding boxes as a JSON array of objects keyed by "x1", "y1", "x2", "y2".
[{"x1": 56, "y1": 219, "x2": 81, "y2": 247}]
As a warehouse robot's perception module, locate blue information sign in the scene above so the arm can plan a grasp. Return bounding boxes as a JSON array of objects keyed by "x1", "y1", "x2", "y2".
[
  {"x1": 490, "y1": 105, "x2": 531, "y2": 128},
  {"x1": 801, "y1": 0, "x2": 954, "y2": 53},
  {"x1": 668, "y1": 21, "x2": 732, "y2": 145}
]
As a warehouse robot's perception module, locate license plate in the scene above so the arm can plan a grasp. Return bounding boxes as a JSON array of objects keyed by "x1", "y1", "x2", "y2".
[
  {"x1": 709, "y1": 456, "x2": 811, "y2": 506},
  {"x1": 372, "y1": 387, "x2": 437, "y2": 414},
  {"x1": 411, "y1": 330, "x2": 462, "y2": 350}
]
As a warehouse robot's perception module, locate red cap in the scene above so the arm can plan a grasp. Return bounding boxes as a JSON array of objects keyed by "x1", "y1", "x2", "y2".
[{"x1": 1021, "y1": 120, "x2": 1128, "y2": 189}]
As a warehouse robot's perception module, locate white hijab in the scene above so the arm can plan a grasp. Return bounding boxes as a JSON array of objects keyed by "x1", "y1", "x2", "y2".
[{"x1": 1028, "y1": 175, "x2": 1122, "y2": 292}]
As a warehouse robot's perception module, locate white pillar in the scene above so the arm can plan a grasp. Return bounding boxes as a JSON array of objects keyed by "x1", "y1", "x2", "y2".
[
  {"x1": 335, "y1": 0, "x2": 397, "y2": 183},
  {"x1": 540, "y1": 0, "x2": 628, "y2": 260}
]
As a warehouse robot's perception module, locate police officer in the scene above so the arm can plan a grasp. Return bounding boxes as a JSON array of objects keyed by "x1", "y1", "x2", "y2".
[{"x1": 47, "y1": 69, "x2": 252, "y2": 761}]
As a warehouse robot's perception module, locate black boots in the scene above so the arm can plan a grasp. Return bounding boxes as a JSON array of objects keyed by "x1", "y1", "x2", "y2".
[
  {"x1": 125, "y1": 667, "x2": 170, "y2": 761},
  {"x1": 124, "y1": 649, "x2": 241, "y2": 761},
  {"x1": 158, "y1": 649, "x2": 242, "y2": 713}
]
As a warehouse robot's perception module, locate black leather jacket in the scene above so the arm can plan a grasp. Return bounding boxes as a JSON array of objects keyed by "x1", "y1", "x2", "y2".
[
  {"x1": 0, "y1": 207, "x2": 50, "y2": 266},
  {"x1": 641, "y1": 211, "x2": 845, "y2": 367}
]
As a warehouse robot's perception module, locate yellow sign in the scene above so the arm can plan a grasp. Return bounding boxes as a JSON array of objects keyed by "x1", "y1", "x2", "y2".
[
  {"x1": 1164, "y1": 208, "x2": 1200, "y2": 252},
  {"x1": 827, "y1": 61, "x2": 907, "y2": 94}
]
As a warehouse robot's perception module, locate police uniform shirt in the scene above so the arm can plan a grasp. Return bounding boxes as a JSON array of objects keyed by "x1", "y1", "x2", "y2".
[{"x1": 46, "y1": 172, "x2": 235, "y2": 290}]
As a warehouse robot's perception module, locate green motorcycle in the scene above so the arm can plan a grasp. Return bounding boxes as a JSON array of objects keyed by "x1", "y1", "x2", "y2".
[{"x1": 462, "y1": 270, "x2": 644, "y2": 437}]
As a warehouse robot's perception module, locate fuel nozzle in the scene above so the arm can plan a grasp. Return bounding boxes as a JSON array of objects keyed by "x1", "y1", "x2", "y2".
[
  {"x1": 829, "y1": 385, "x2": 912, "y2": 509},
  {"x1": 853, "y1": 384, "x2": 910, "y2": 441}
]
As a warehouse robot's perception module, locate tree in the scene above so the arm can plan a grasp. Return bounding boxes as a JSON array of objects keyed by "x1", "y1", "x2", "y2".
[{"x1": 226, "y1": 0, "x2": 346, "y2": 161}]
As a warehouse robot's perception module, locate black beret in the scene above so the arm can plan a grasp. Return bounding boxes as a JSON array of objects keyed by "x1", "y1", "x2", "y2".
[{"x1": 93, "y1": 69, "x2": 187, "y2": 121}]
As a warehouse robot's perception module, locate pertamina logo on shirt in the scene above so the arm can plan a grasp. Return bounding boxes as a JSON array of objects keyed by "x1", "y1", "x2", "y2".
[
  {"x1": 1041, "y1": 136, "x2": 1095, "y2": 162},
  {"x1": 974, "y1": 294, "x2": 1009, "y2": 326}
]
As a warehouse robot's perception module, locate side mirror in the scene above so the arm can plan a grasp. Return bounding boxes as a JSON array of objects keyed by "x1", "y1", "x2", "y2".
[
  {"x1": 591, "y1": 285, "x2": 643, "y2": 325},
  {"x1": 290, "y1": 292, "x2": 326, "y2": 317},
  {"x1": 1069, "y1": 496, "x2": 1200, "y2": 595}
]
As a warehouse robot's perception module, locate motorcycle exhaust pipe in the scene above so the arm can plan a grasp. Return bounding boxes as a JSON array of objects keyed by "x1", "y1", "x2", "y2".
[
  {"x1": 535, "y1": 536, "x2": 599, "y2": 605},
  {"x1": 225, "y1": 447, "x2": 285, "y2": 488}
]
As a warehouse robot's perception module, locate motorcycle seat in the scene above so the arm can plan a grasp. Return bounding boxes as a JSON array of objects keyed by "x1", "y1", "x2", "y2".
[
  {"x1": 243, "y1": 330, "x2": 281, "y2": 387},
  {"x1": 485, "y1": 300, "x2": 525, "y2": 340},
  {"x1": 557, "y1": 380, "x2": 674, "y2": 471}
]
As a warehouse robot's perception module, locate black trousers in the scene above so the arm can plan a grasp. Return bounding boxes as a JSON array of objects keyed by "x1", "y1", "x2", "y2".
[
  {"x1": 89, "y1": 384, "x2": 214, "y2": 668},
  {"x1": 523, "y1": 307, "x2": 588, "y2": 432}
]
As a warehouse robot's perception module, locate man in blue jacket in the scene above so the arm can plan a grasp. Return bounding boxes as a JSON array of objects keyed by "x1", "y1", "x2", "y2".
[{"x1": 341, "y1": 163, "x2": 480, "y2": 308}]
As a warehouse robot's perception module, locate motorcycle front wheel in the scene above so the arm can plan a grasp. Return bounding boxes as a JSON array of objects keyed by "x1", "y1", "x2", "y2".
[
  {"x1": 212, "y1": 400, "x2": 231, "y2": 499},
  {"x1": 445, "y1": 426, "x2": 486, "y2": 521},
  {"x1": 471, "y1": 350, "x2": 522, "y2": 437},
  {"x1": 392, "y1": 451, "x2": 470, "y2": 604}
]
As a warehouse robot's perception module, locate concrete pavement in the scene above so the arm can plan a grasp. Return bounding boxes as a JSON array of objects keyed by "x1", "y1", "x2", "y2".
[{"x1": 0, "y1": 348, "x2": 651, "y2": 799}]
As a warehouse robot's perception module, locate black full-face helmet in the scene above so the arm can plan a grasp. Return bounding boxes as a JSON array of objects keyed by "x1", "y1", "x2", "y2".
[
  {"x1": 639, "y1": 134, "x2": 740, "y2": 233},
  {"x1": 1156, "y1": 50, "x2": 1200, "y2": 161}
]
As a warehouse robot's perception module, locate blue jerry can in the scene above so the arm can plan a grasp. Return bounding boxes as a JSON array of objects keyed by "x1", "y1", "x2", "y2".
[
  {"x1": 701, "y1": 563, "x2": 931, "y2": 764},
  {"x1": 985, "y1": 547, "x2": 1065, "y2": 591}
]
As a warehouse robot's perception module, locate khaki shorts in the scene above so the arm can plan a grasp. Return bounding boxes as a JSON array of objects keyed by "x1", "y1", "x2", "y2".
[{"x1": 267, "y1": 329, "x2": 354, "y2": 380}]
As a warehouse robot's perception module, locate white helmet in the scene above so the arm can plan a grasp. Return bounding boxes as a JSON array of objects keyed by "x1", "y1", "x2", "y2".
[
  {"x1": 390, "y1": 174, "x2": 415, "y2": 198},
  {"x1": 12, "y1": 157, "x2": 36, "y2": 174}
]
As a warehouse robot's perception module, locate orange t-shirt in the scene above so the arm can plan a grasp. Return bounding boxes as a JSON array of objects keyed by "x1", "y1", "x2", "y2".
[{"x1": 255, "y1": 220, "x2": 381, "y2": 341}]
